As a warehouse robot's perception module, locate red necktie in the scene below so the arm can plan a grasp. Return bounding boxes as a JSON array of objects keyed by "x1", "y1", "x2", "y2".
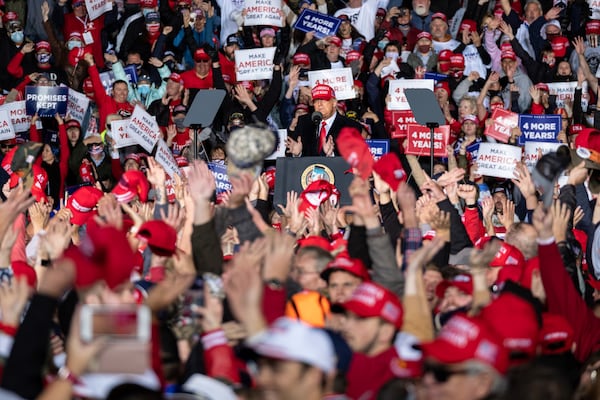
[{"x1": 318, "y1": 121, "x2": 326, "y2": 153}]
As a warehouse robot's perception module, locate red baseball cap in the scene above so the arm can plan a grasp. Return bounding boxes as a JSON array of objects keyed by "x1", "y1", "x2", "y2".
[
  {"x1": 311, "y1": 84, "x2": 336, "y2": 101},
  {"x1": 140, "y1": 0, "x2": 157, "y2": 7},
  {"x1": 435, "y1": 273, "x2": 473, "y2": 299},
  {"x1": 479, "y1": 291, "x2": 540, "y2": 361},
  {"x1": 434, "y1": 80, "x2": 450, "y2": 94},
  {"x1": 417, "y1": 31, "x2": 432, "y2": 41},
  {"x1": 11, "y1": 260, "x2": 37, "y2": 288},
  {"x1": 587, "y1": 20, "x2": 600, "y2": 35},
  {"x1": 299, "y1": 180, "x2": 334, "y2": 213},
  {"x1": 460, "y1": 19, "x2": 477, "y2": 33},
  {"x1": 329, "y1": 36, "x2": 342, "y2": 47},
  {"x1": 501, "y1": 50, "x2": 517, "y2": 61},
  {"x1": 336, "y1": 127, "x2": 373, "y2": 179},
  {"x1": 538, "y1": 313, "x2": 574, "y2": 355},
  {"x1": 490, "y1": 242, "x2": 525, "y2": 269},
  {"x1": 449, "y1": 53, "x2": 465, "y2": 68},
  {"x1": 64, "y1": 219, "x2": 136, "y2": 289},
  {"x1": 321, "y1": 254, "x2": 371, "y2": 282},
  {"x1": 165, "y1": 72, "x2": 184, "y2": 85},
  {"x1": 372, "y1": 153, "x2": 406, "y2": 191},
  {"x1": 431, "y1": 12, "x2": 447, "y2": 22},
  {"x1": 462, "y1": 114, "x2": 479, "y2": 125},
  {"x1": 420, "y1": 314, "x2": 510, "y2": 374},
  {"x1": 534, "y1": 83, "x2": 549, "y2": 92},
  {"x1": 345, "y1": 50, "x2": 361, "y2": 64},
  {"x1": 574, "y1": 128, "x2": 600, "y2": 153},
  {"x1": 550, "y1": 36, "x2": 569, "y2": 58},
  {"x1": 66, "y1": 186, "x2": 103, "y2": 226},
  {"x1": 297, "y1": 235, "x2": 332, "y2": 252},
  {"x1": 65, "y1": 119, "x2": 81, "y2": 130},
  {"x1": 35, "y1": 40, "x2": 51, "y2": 52},
  {"x1": 438, "y1": 50, "x2": 453, "y2": 62},
  {"x1": 137, "y1": 220, "x2": 178, "y2": 257},
  {"x1": 335, "y1": 282, "x2": 403, "y2": 329},
  {"x1": 194, "y1": 48, "x2": 211, "y2": 61},
  {"x1": 292, "y1": 52, "x2": 311, "y2": 66},
  {"x1": 112, "y1": 170, "x2": 150, "y2": 203}
]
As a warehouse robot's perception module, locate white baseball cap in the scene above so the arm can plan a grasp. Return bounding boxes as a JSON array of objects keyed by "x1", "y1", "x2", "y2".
[{"x1": 251, "y1": 318, "x2": 336, "y2": 373}]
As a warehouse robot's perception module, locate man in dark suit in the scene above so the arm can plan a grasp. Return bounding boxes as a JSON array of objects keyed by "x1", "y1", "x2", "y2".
[{"x1": 286, "y1": 84, "x2": 365, "y2": 157}]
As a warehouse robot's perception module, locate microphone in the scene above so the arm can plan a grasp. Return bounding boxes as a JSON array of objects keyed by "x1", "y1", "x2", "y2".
[{"x1": 311, "y1": 111, "x2": 323, "y2": 124}]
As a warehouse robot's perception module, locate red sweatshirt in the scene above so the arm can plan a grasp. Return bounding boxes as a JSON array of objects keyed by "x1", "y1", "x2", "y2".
[
  {"x1": 88, "y1": 64, "x2": 134, "y2": 132},
  {"x1": 538, "y1": 240, "x2": 600, "y2": 362}
]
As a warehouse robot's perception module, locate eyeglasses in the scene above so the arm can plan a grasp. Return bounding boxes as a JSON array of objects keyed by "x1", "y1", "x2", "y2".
[
  {"x1": 197, "y1": 58, "x2": 211, "y2": 63},
  {"x1": 424, "y1": 364, "x2": 471, "y2": 383},
  {"x1": 86, "y1": 143, "x2": 103, "y2": 149},
  {"x1": 0, "y1": 144, "x2": 16, "y2": 149}
]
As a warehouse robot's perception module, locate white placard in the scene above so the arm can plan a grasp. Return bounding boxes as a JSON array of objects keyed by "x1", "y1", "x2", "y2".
[
  {"x1": 127, "y1": 105, "x2": 160, "y2": 152},
  {"x1": 0, "y1": 109, "x2": 15, "y2": 140},
  {"x1": 109, "y1": 119, "x2": 135, "y2": 148},
  {"x1": 266, "y1": 129, "x2": 287, "y2": 160},
  {"x1": 387, "y1": 79, "x2": 435, "y2": 110},
  {"x1": 155, "y1": 139, "x2": 181, "y2": 178},
  {"x1": 235, "y1": 47, "x2": 277, "y2": 81},
  {"x1": 0, "y1": 101, "x2": 30, "y2": 132},
  {"x1": 476, "y1": 143, "x2": 522, "y2": 179},
  {"x1": 308, "y1": 67, "x2": 355, "y2": 100},
  {"x1": 67, "y1": 88, "x2": 90, "y2": 124},
  {"x1": 524, "y1": 142, "x2": 562, "y2": 171},
  {"x1": 244, "y1": 0, "x2": 283, "y2": 27},
  {"x1": 85, "y1": 0, "x2": 113, "y2": 20},
  {"x1": 547, "y1": 81, "x2": 589, "y2": 112}
]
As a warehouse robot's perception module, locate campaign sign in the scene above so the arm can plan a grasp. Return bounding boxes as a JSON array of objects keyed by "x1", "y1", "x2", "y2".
[
  {"x1": 85, "y1": 0, "x2": 112, "y2": 20},
  {"x1": 110, "y1": 119, "x2": 135, "y2": 148},
  {"x1": 267, "y1": 129, "x2": 288, "y2": 160},
  {"x1": 518, "y1": 114, "x2": 560, "y2": 146},
  {"x1": 127, "y1": 105, "x2": 160, "y2": 152},
  {"x1": 123, "y1": 65, "x2": 138, "y2": 85},
  {"x1": 25, "y1": 86, "x2": 68, "y2": 117},
  {"x1": 244, "y1": 0, "x2": 283, "y2": 27},
  {"x1": 424, "y1": 72, "x2": 448, "y2": 82},
  {"x1": 0, "y1": 101, "x2": 30, "y2": 132},
  {"x1": 308, "y1": 68, "x2": 355, "y2": 100},
  {"x1": 484, "y1": 108, "x2": 518, "y2": 143},
  {"x1": 235, "y1": 47, "x2": 277, "y2": 81},
  {"x1": 524, "y1": 142, "x2": 562, "y2": 171},
  {"x1": 387, "y1": 79, "x2": 434, "y2": 111},
  {"x1": 390, "y1": 110, "x2": 416, "y2": 139},
  {"x1": 466, "y1": 141, "x2": 480, "y2": 161},
  {"x1": 293, "y1": 9, "x2": 341, "y2": 39},
  {"x1": 365, "y1": 139, "x2": 389, "y2": 161},
  {"x1": 405, "y1": 124, "x2": 449, "y2": 158},
  {"x1": 476, "y1": 143, "x2": 521, "y2": 179},
  {"x1": 0, "y1": 109, "x2": 15, "y2": 140},
  {"x1": 155, "y1": 139, "x2": 181, "y2": 178},
  {"x1": 208, "y1": 162, "x2": 232, "y2": 194},
  {"x1": 67, "y1": 88, "x2": 90, "y2": 124},
  {"x1": 547, "y1": 81, "x2": 589, "y2": 112},
  {"x1": 99, "y1": 70, "x2": 115, "y2": 95}
]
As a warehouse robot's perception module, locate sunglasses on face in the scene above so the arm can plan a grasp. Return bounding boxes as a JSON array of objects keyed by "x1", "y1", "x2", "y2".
[
  {"x1": 197, "y1": 59, "x2": 210, "y2": 63},
  {"x1": 87, "y1": 143, "x2": 103, "y2": 149},
  {"x1": 0, "y1": 144, "x2": 16, "y2": 149},
  {"x1": 424, "y1": 364, "x2": 471, "y2": 383}
]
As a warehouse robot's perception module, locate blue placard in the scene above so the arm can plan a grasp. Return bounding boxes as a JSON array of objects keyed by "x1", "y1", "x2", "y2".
[
  {"x1": 293, "y1": 9, "x2": 342, "y2": 39},
  {"x1": 466, "y1": 141, "x2": 480, "y2": 161},
  {"x1": 123, "y1": 65, "x2": 138, "y2": 84},
  {"x1": 25, "y1": 86, "x2": 68, "y2": 117},
  {"x1": 207, "y1": 162, "x2": 232, "y2": 194},
  {"x1": 424, "y1": 72, "x2": 448, "y2": 82},
  {"x1": 365, "y1": 139, "x2": 389, "y2": 161},
  {"x1": 518, "y1": 114, "x2": 561, "y2": 145}
]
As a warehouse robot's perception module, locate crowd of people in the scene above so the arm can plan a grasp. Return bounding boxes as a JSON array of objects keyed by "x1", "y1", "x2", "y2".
[{"x1": 0, "y1": 0, "x2": 600, "y2": 399}]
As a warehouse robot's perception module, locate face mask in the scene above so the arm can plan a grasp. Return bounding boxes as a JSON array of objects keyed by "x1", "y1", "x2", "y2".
[
  {"x1": 89, "y1": 145, "x2": 103, "y2": 155},
  {"x1": 418, "y1": 45, "x2": 430, "y2": 53},
  {"x1": 174, "y1": 118, "x2": 186, "y2": 129},
  {"x1": 11, "y1": 31, "x2": 23, "y2": 43},
  {"x1": 385, "y1": 51, "x2": 399, "y2": 60},
  {"x1": 67, "y1": 40, "x2": 82, "y2": 50},
  {"x1": 128, "y1": 63, "x2": 142, "y2": 71},
  {"x1": 378, "y1": 40, "x2": 389, "y2": 50},
  {"x1": 137, "y1": 84, "x2": 150, "y2": 96},
  {"x1": 586, "y1": 114, "x2": 595, "y2": 126},
  {"x1": 542, "y1": 55, "x2": 555, "y2": 68},
  {"x1": 142, "y1": 8, "x2": 154, "y2": 18},
  {"x1": 37, "y1": 53, "x2": 51, "y2": 64},
  {"x1": 146, "y1": 23, "x2": 160, "y2": 36}
]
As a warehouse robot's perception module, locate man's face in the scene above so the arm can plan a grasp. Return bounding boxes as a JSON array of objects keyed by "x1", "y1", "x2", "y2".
[
  {"x1": 195, "y1": 58, "x2": 211, "y2": 75},
  {"x1": 113, "y1": 82, "x2": 129, "y2": 103},
  {"x1": 340, "y1": 313, "x2": 384, "y2": 354},
  {"x1": 438, "y1": 287, "x2": 473, "y2": 313},
  {"x1": 224, "y1": 43, "x2": 238, "y2": 59},
  {"x1": 501, "y1": 58, "x2": 516, "y2": 75},
  {"x1": 313, "y1": 98, "x2": 337, "y2": 119},
  {"x1": 127, "y1": 53, "x2": 142, "y2": 67},
  {"x1": 424, "y1": 269, "x2": 443, "y2": 306},
  {"x1": 328, "y1": 271, "x2": 362, "y2": 303},
  {"x1": 423, "y1": 362, "x2": 493, "y2": 400},
  {"x1": 524, "y1": 2, "x2": 542, "y2": 23},
  {"x1": 73, "y1": 2, "x2": 87, "y2": 17},
  {"x1": 257, "y1": 358, "x2": 319, "y2": 400},
  {"x1": 430, "y1": 19, "x2": 448, "y2": 40},
  {"x1": 166, "y1": 79, "x2": 181, "y2": 96},
  {"x1": 292, "y1": 253, "x2": 326, "y2": 291},
  {"x1": 492, "y1": 191, "x2": 507, "y2": 213},
  {"x1": 413, "y1": 0, "x2": 430, "y2": 15},
  {"x1": 326, "y1": 44, "x2": 341, "y2": 62}
]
